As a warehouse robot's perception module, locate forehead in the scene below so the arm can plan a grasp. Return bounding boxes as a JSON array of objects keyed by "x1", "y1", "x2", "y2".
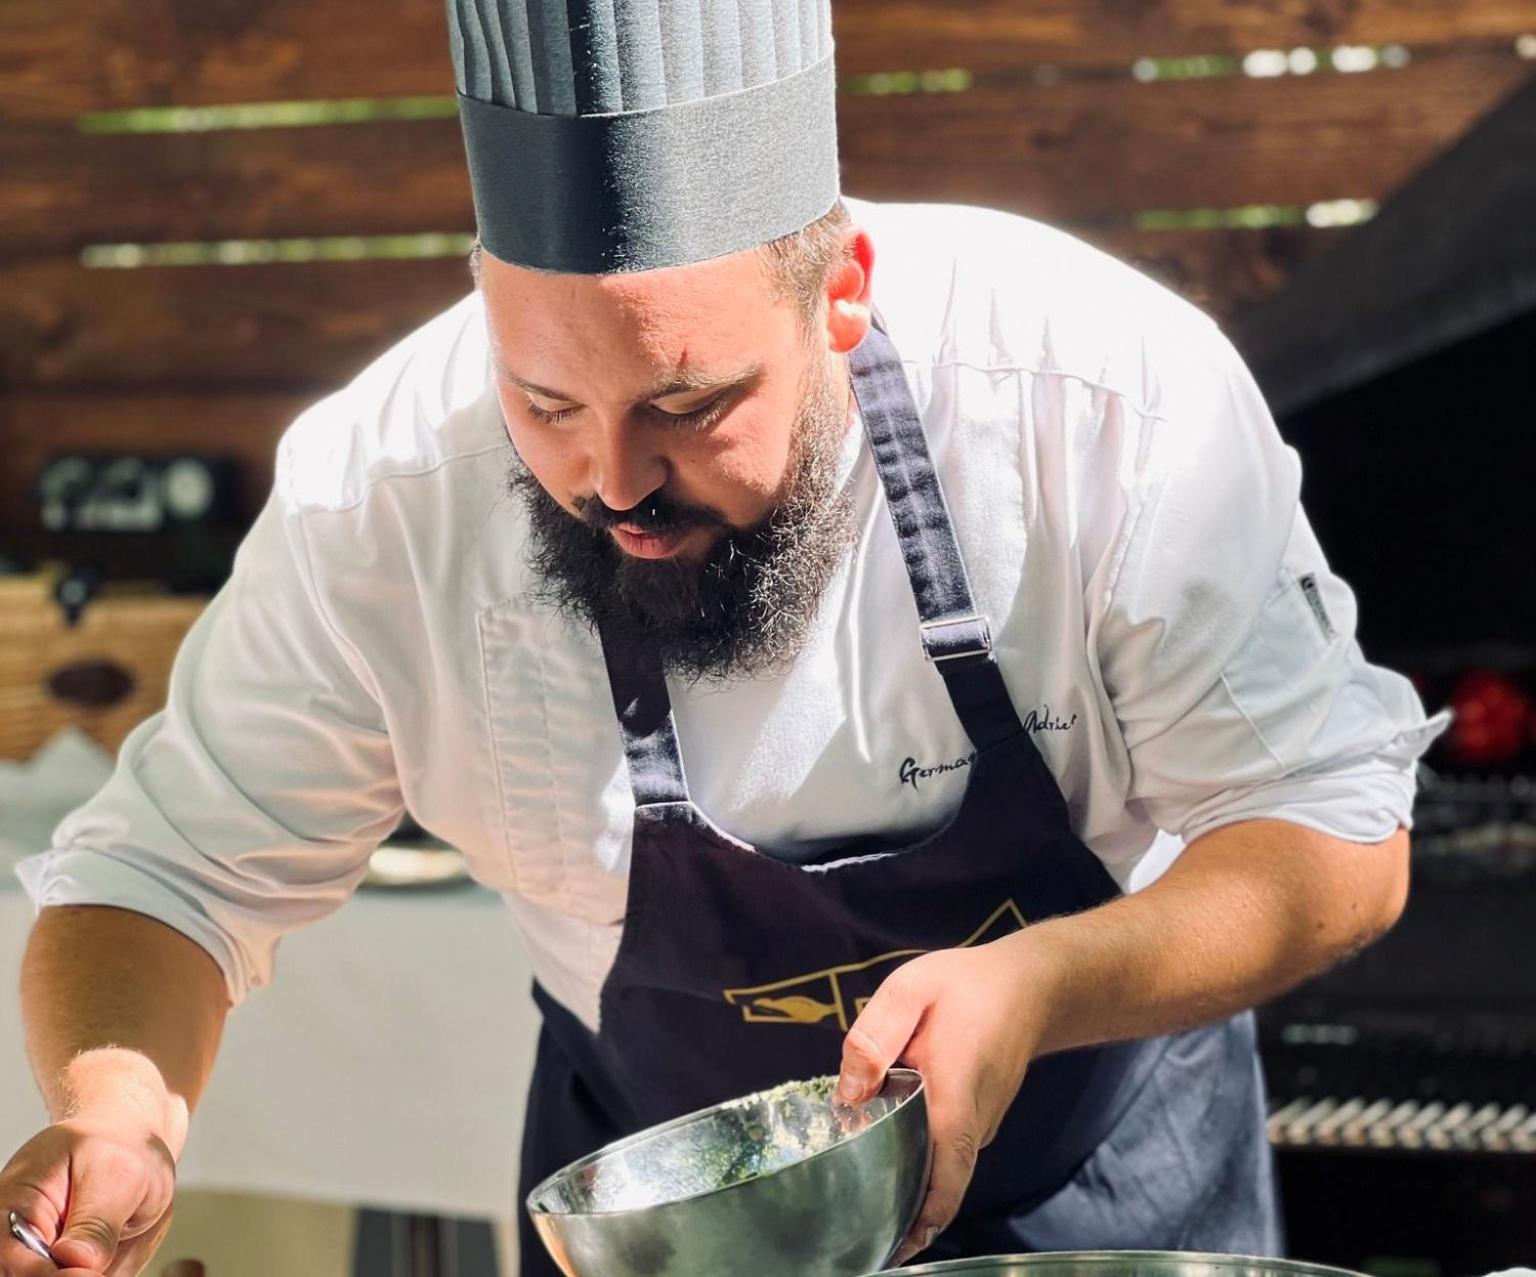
[{"x1": 480, "y1": 245, "x2": 789, "y2": 375}]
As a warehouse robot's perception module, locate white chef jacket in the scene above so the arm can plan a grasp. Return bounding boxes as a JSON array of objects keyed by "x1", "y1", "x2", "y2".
[{"x1": 20, "y1": 200, "x2": 1446, "y2": 1031}]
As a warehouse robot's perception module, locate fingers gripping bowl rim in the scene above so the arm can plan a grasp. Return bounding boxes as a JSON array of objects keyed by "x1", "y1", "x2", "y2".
[{"x1": 526, "y1": 1068, "x2": 929, "y2": 1277}]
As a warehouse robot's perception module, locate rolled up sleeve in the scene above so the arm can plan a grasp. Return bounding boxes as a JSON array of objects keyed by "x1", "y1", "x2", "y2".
[
  {"x1": 1094, "y1": 327, "x2": 1447, "y2": 848},
  {"x1": 18, "y1": 487, "x2": 404, "y2": 1005}
]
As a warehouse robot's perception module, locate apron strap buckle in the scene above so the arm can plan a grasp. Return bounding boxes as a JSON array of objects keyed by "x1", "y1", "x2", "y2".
[{"x1": 920, "y1": 614, "x2": 994, "y2": 666}]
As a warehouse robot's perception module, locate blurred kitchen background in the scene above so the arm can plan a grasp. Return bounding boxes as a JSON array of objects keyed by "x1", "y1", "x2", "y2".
[{"x1": 3, "y1": 1, "x2": 1535, "y2": 1275}]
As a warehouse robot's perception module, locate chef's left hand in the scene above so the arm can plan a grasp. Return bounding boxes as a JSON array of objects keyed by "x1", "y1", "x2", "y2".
[{"x1": 835, "y1": 934, "x2": 1040, "y2": 1265}]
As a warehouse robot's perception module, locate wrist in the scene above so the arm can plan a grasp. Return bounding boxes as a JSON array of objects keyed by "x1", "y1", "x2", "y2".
[
  {"x1": 986, "y1": 925, "x2": 1068, "y2": 1063},
  {"x1": 55, "y1": 1047, "x2": 190, "y2": 1159},
  {"x1": 1000, "y1": 919, "x2": 1089, "y2": 1059}
]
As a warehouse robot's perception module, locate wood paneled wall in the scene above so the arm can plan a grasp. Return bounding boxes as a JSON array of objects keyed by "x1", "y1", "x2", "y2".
[{"x1": 1, "y1": 0, "x2": 1533, "y2": 538}]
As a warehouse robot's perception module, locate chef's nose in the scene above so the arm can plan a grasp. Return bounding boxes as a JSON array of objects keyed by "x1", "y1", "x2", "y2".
[{"x1": 590, "y1": 424, "x2": 669, "y2": 515}]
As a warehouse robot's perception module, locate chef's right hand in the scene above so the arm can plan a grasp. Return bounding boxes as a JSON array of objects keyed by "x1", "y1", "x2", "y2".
[{"x1": 1, "y1": 1114, "x2": 177, "y2": 1276}]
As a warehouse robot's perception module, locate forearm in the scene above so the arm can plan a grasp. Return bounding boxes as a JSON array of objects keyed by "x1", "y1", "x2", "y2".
[
  {"x1": 21, "y1": 905, "x2": 230, "y2": 1159},
  {"x1": 1021, "y1": 818, "x2": 1410, "y2": 1056}
]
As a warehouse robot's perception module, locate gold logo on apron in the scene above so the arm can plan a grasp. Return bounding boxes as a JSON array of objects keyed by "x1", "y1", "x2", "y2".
[{"x1": 722, "y1": 899, "x2": 1027, "y2": 1031}]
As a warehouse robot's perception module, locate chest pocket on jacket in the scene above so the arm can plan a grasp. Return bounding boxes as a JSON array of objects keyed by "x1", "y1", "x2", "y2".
[{"x1": 477, "y1": 598, "x2": 631, "y2": 919}]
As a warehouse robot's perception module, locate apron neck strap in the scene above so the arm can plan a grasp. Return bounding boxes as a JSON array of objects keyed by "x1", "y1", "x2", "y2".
[
  {"x1": 851, "y1": 323, "x2": 1024, "y2": 753},
  {"x1": 598, "y1": 628, "x2": 690, "y2": 807}
]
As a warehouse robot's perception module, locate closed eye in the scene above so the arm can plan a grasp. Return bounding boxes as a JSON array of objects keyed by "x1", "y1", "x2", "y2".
[
  {"x1": 521, "y1": 386, "x2": 743, "y2": 430},
  {"x1": 650, "y1": 398, "x2": 727, "y2": 430},
  {"x1": 524, "y1": 400, "x2": 580, "y2": 424}
]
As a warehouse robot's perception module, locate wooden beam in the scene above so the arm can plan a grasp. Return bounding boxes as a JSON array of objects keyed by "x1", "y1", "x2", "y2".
[
  {"x1": 5, "y1": 0, "x2": 1535, "y2": 121},
  {"x1": 0, "y1": 0, "x2": 453, "y2": 123},
  {"x1": 832, "y1": 0, "x2": 1536, "y2": 74},
  {"x1": 0, "y1": 219, "x2": 1340, "y2": 391},
  {"x1": 0, "y1": 256, "x2": 475, "y2": 389},
  {"x1": 4, "y1": 56, "x2": 1525, "y2": 252},
  {"x1": 0, "y1": 120, "x2": 472, "y2": 257},
  {"x1": 0, "y1": 390, "x2": 310, "y2": 529},
  {"x1": 837, "y1": 54, "x2": 1532, "y2": 222}
]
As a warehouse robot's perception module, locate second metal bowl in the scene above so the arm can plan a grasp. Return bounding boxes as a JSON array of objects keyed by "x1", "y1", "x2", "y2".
[{"x1": 867, "y1": 1251, "x2": 1365, "y2": 1277}]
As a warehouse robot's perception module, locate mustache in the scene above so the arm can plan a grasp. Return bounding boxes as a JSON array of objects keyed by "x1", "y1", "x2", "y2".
[{"x1": 572, "y1": 490, "x2": 729, "y2": 535}]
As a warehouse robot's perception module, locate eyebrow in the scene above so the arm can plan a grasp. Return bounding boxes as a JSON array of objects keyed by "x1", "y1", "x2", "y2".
[{"x1": 496, "y1": 361, "x2": 763, "y2": 404}]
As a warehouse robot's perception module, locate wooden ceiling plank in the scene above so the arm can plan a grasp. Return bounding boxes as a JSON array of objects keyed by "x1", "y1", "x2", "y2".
[
  {"x1": 0, "y1": 0, "x2": 452, "y2": 123},
  {"x1": 837, "y1": 54, "x2": 1532, "y2": 222},
  {"x1": 0, "y1": 120, "x2": 472, "y2": 256},
  {"x1": 0, "y1": 221, "x2": 1337, "y2": 389},
  {"x1": 832, "y1": 0, "x2": 1536, "y2": 74},
  {"x1": 0, "y1": 255, "x2": 476, "y2": 389},
  {"x1": 5, "y1": 0, "x2": 1535, "y2": 120},
  {"x1": 4, "y1": 54, "x2": 1525, "y2": 250}
]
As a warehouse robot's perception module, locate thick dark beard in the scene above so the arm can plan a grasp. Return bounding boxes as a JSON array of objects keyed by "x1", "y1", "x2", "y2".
[{"x1": 508, "y1": 357, "x2": 857, "y2": 683}]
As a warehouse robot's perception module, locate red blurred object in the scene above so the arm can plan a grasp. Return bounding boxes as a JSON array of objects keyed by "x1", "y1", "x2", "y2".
[{"x1": 1442, "y1": 670, "x2": 1531, "y2": 766}]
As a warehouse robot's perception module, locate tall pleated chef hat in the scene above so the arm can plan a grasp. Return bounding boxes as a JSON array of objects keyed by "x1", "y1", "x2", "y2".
[{"x1": 449, "y1": 0, "x2": 840, "y2": 274}]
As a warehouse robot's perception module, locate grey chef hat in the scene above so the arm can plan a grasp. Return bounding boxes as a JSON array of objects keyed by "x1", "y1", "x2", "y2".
[{"x1": 449, "y1": 0, "x2": 840, "y2": 274}]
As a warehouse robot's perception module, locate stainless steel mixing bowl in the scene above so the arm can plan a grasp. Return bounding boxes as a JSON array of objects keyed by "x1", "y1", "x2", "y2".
[
  {"x1": 526, "y1": 1069, "x2": 929, "y2": 1277},
  {"x1": 868, "y1": 1251, "x2": 1365, "y2": 1277}
]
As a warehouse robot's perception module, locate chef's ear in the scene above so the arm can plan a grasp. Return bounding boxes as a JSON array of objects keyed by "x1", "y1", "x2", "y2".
[{"x1": 824, "y1": 225, "x2": 875, "y2": 355}]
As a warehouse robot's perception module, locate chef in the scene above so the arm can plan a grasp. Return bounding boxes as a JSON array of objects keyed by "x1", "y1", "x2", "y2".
[{"x1": 4, "y1": 1, "x2": 1444, "y2": 1273}]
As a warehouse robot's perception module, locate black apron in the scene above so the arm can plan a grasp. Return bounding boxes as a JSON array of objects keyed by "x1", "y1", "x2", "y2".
[{"x1": 516, "y1": 325, "x2": 1281, "y2": 1273}]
